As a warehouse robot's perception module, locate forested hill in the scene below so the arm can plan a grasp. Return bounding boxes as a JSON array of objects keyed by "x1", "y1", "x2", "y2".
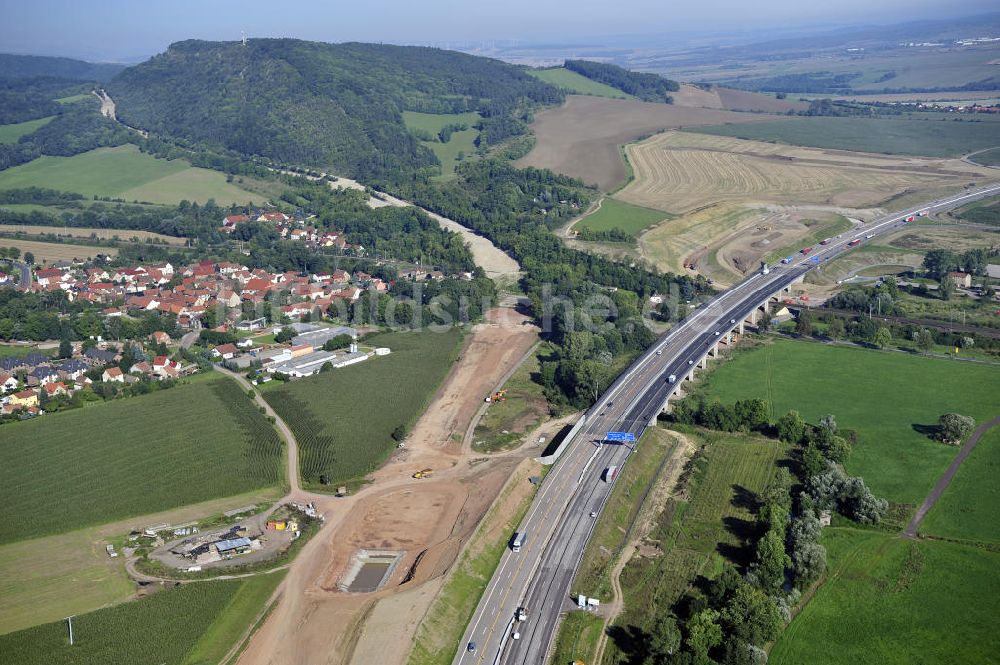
[
  {"x1": 563, "y1": 60, "x2": 678, "y2": 103},
  {"x1": 107, "y1": 39, "x2": 564, "y2": 182},
  {"x1": 0, "y1": 53, "x2": 125, "y2": 82}
]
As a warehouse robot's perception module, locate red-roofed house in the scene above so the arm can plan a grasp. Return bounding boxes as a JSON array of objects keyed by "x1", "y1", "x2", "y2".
[{"x1": 102, "y1": 367, "x2": 124, "y2": 383}]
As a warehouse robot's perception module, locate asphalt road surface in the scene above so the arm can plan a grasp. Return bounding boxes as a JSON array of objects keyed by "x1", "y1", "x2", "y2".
[{"x1": 454, "y1": 183, "x2": 1000, "y2": 665}]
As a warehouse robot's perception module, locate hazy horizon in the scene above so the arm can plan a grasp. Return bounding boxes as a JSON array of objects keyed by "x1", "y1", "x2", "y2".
[{"x1": 2, "y1": 0, "x2": 998, "y2": 63}]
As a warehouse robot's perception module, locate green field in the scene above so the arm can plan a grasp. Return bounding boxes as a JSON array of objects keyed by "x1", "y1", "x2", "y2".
[
  {"x1": 689, "y1": 116, "x2": 1000, "y2": 157},
  {"x1": 971, "y1": 147, "x2": 1000, "y2": 166},
  {"x1": 0, "y1": 376, "x2": 283, "y2": 544},
  {"x1": 527, "y1": 67, "x2": 633, "y2": 99},
  {"x1": 472, "y1": 342, "x2": 548, "y2": 452},
  {"x1": 0, "y1": 144, "x2": 264, "y2": 205},
  {"x1": 695, "y1": 338, "x2": 1000, "y2": 505},
  {"x1": 921, "y1": 427, "x2": 1000, "y2": 544},
  {"x1": 605, "y1": 430, "x2": 788, "y2": 664},
  {"x1": 0, "y1": 116, "x2": 55, "y2": 144},
  {"x1": 55, "y1": 94, "x2": 92, "y2": 104},
  {"x1": 771, "y1": 529, "x2": 1000, "y2": 665},
  {"x1": 402, "y1": 111, "x2": 481, "y2": 178},
  {"x1": 0, "y1": 573, "x2": 284, "y2": 664},
  {"x1": 264, "y1": 329, "x2": 463, "y2": 488},
  {"x1": 576, "y1": 197, "x2": 671, "y2": 238}
]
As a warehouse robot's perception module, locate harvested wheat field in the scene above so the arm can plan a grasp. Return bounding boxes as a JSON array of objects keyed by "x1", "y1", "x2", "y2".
[
  {"x1": 618, "y1": 131, "x2": 995, "y2": 214},
  {"x1": 2, "y1": 224, "x2": 186, "y2": 245},
  {"x1": 0, "y1": 238, "x2": 117, "y2": 264},
  {"x1": 515, "y1": 95, "x2": 776, "y2": 191}
]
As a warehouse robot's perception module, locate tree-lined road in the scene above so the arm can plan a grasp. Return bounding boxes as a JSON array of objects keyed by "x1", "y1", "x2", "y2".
[{"x1": 455, "y1": 182, "x2": 1000, "y2": 665}]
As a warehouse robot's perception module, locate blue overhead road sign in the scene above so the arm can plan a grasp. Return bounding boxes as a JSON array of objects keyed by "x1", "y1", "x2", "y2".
[{"x1": 605, "y1": 431, "x2": 636, "y2": 442}]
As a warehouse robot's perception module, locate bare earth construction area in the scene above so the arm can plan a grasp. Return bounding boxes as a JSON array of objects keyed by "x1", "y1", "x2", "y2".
[{"x1": 618, "y1": 131, "x2": 997, "y2": 285}]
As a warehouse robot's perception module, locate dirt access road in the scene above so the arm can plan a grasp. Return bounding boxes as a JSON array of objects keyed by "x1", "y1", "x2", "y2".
[
  {"x1": 237, "y1": 307, "x2": 542, "y2": 665},
  {"x1": 904, "y1": 415, "x2": 1000, "y2": 538}
]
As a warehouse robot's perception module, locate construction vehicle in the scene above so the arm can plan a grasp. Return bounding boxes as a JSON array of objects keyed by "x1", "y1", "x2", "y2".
[
  {"x1": 412, "y1": 468, "x2": 433, "y2": 479},
  {"x1": 484, "y1": 389, "x2": 507, "y2": 403}
]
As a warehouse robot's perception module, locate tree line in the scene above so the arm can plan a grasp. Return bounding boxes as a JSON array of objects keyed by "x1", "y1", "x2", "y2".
[{"x1": 563, "y1": 60, "x2": 679, "y2": 102}]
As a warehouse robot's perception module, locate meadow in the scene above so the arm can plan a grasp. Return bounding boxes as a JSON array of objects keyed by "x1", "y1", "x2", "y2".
[
  {"x1": 0, "y1": 376, "x2": 283, "y2": 544},
  {"x1": 264, "y1": 329, "x2": 463, "y2": 489},
  {"x1": 0, "y1": 573, "x2": 284, "y2": 664},
  {"x1": 971, "y1": 147, "x2": 1000, "y2": 166},
  {"x1": 695, "y1": 338, "x2": 1000, "y2": 505},
  {"x1": 575, "y1": 197, "x2": 670, "y2": 238},
  {"x1": 921, "y1": 427, "x2": 1000, "y2": 544},
  {"x1": 527, "y1": 67, "x2": 632, "y2": 98},
  {"x1": 770, "y1": 530, "x2": 1000, "y2": 665},
  {"x1": 618, "y1": 131, "x2": 979, "y2": 215},
  {"x1": 0, "y1": 144, "x2": 263, "y2": 205},
  {"x1": 690, "y1": 115, "x2": 1000, "y2": 158},
  {"x1": 0, "y1": 116, "x2": 55, "y2": 144},
  {"x1": 605, "y1": 430, "x2": 788, "y2": 664},
  {"x1": 402, "y1": 111, "x2": 481, "y2": 178}
]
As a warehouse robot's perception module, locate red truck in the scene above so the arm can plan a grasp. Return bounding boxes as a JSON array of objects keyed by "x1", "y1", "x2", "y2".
[
  {"x1": 848, "y1": 238, "x2": 861, "y2": 247},
  {"x1": 801, "y1": 247, "x2": 813, "y2": 254}
]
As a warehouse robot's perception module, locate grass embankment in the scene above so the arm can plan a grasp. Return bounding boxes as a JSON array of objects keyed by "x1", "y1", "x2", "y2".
[
  {"x1": 0, "y1": 116, "x2": 55, "y2": 144},
  {"x1": 0, "y1": 573, "x2": 284, "y2": 665},
  {"x1": 770, "y1": 530, "x2": 1000, "y2": 665},
  {"x1": 527, "y1": 68, "x2": 633, "y2": 99},
  {"x1": 407, "y1": 462, "x2": 540, "y2": 665},
  {"x1": 0, "y1": 144, "x2": 264, "y2": 205},
  {"x1": 264, "y1": 329, "x2": 463, "y2": 489},
  {"x1": 689, "y1": 115, "x2": 1000, "y2": 157},
  {"x1": 763, "y1": 215, "x2": 854, "y2": 264},
  {"x1": 0, "y1": 376, "x2": 283, "y2": 544},
  {"x1": 554, "y1": 427, "x2": 678, "y2": 665},
  {"x1": 401, "y1": 111, "x2": 481, "y2": 178},
  {"x1": 604, "y1": 429, "x2": 789, "y2": 664},
  {"x1": 695, "y1": 337, "x2": 1000, "y2": 506},
  {"x1": 472, "y1": 342, "x2": 550, "y2": 452},
  {"x1": 576, "y1": 197, "x2": 672, "y2": 238},
  {"x1": 574, "y1": 427, "x2": 678, "y2": 599}
]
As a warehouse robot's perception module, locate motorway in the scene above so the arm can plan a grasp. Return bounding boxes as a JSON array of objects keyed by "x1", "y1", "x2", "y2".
[{"x1": 454, "y1": 182, "x2": 1000, "y2": 665}]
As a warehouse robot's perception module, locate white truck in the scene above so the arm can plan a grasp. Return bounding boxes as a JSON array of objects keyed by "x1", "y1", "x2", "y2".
[
  {"x1": 602, "y1": 466, "x2": 619, "y2": 483},
  {"x1": 668, "y1": 374, "x2": 677, "y2": 384},
  {"x1": 511, "y1": 532, "x2": 525, "y2": 553}
]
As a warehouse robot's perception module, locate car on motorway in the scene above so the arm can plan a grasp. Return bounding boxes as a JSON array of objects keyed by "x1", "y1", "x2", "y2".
[
  {"x1": 590, "y1": 511, "x2": 597, "y2": 517},
  {"x1": 656, "y1": 349, "x2": 662, "y2": 355},
  {"x1": 467, "y1": 641, "x2": 476, "y2": 652},
  {"x1": 688, "y1": 359, "x2": 694, "y2": 365},
  {"x1": 512, "y1": 631, "x2": 520, "y2": 640},
  {"x1": 714, "y1": 331, "x2": 721, "y2": 336},
  {"x1": 730, "y1": 318, "x2": 735, "y2": 324},
  {"x1": 865, "y1": 233, "x2": 875, "y2": 239},
  {"x1": 801, "y1": 246, "x2": 813, "y2": 254}
]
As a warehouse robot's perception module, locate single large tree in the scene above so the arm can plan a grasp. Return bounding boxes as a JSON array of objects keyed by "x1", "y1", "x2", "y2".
[
  {"x1": 721, "y1": 584, "x2": 784, "y2": 646},
  {"x1": 937, "y1": 413, "x2": 975, "y2": 445}
]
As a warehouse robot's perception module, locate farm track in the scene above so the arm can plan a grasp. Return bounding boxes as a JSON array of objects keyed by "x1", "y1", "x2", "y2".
[{"x1": 904, "y1": 415, "x2": 1000, "y2": 538}]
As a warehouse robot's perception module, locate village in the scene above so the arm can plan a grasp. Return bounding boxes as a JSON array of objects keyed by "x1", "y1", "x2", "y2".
[{"x1": 0, "y1": 207, "x2": 490, "y2": 419}]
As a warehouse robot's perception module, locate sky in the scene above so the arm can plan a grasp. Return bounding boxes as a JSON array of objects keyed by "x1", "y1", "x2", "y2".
[{"x1": 2, "y1": 0, "x2": 998, "y2": 62}]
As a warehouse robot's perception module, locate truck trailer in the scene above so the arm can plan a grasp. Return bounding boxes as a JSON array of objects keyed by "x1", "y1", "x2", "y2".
[{"x1": 603, "y1": 466, "x2": 619, "y2": 483}]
